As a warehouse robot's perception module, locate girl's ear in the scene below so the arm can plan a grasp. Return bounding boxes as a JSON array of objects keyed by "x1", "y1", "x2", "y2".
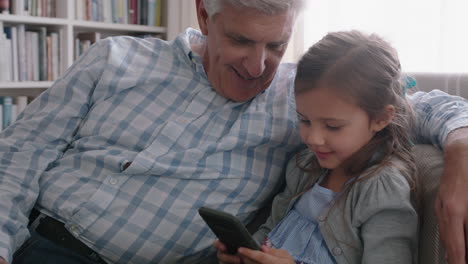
[
  {"x1": 196, "y1": 0, "x2": 209, "y2": 35},
  {"x1": 371, "y1": 104, "x2": 395, "y2": 133}
]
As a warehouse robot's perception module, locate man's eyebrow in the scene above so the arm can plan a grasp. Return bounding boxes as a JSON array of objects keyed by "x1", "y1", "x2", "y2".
[
  {"x1": 226, "y1": 32, "x2": 253, "y2": 42},
  {"x1": 226, "y1": 32, "x2": 288, "y2": 45}
]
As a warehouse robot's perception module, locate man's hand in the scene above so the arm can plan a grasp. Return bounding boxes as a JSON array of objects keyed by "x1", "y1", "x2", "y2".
[
  {"x1": 0, "y1": 257, "x2": 8, "y2": 264},
  {"x1": 436, "y1": 128, "x2": 468, "y2": 264},
  {"x1": 214, "y1": 240, "x2": 243, "y2": 264},
  {"x1": 237, "y1": 246, "x2": 295, "y2": 264}
]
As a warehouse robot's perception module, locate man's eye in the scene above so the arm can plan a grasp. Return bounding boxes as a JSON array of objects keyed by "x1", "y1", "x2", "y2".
[
  {"x1": 232, "y1": 38, "x2": 250, "y2": 45},
  {"x1": 268, "y1": 43, "x2": 286, "y2": 51}
]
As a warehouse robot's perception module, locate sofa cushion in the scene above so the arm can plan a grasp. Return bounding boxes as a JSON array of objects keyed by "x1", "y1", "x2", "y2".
[{"x1": 413, "y1": 144, "x2": 446, "y2": 264}]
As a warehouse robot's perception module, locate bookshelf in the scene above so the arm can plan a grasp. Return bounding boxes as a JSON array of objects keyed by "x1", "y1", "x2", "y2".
[{"x1": 0, "y1": 0, "x2": 179, "y2": 97}]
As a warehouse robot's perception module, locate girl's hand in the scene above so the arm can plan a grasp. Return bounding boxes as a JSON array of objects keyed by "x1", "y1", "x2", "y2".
[
  {"x1": 237, "y1": 245, "x2": 295, "y2": 264},
  {"x1": 213, "y1": 239, "x2": 243, "y2": 264}
]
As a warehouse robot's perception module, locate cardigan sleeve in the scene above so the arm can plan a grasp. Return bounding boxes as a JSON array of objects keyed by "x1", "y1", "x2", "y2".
[{"x1": 353, "y1": 167, "x2": 419, "y2": 264}]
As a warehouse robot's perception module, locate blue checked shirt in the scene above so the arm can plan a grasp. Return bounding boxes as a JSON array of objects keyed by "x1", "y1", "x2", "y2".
[{"x1": 0, "y1": 28, "x2": 467, "y2": 263}]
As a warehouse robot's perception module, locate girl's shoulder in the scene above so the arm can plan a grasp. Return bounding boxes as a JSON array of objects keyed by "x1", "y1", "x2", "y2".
[{"x1": 346, "y1": 157, "x2": 414, "y2": 215}]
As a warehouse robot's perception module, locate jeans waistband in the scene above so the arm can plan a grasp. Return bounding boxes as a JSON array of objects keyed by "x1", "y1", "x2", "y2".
[{"x1": 29, "y1": 208, "x2": 106, "y2": 264}]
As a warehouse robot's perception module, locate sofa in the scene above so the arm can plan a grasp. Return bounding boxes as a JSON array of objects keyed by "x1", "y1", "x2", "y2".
[
  {"x1": 409, "y1": 72, "x2": 468, "y2": 98},
  {"x1": 409, "y1": 72, "x2": 467, "y2": 264}
]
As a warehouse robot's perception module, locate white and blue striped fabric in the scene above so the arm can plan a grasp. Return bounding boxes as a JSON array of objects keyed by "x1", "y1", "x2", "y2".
[
  {"x1": 269, "y1": 182, "x2": 337, "y2": 264},
  {"x1": 0, "y1": 28, "x2": 302, "y2": 263},
  {"x1": 0, "y1": 28, "x2": 467, "y2": 263}
]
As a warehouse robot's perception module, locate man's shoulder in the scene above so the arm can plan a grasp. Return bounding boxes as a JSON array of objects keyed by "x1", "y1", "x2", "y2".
[
  {"x1": 267, "y1": 62, "x2": 297, "y2": 94},
  {"x1": 277, "y1": 62, "x2": 297, "y2": 75},
  {"x1": 99, "y1": 36, "x2": 173, "y2": 54}
]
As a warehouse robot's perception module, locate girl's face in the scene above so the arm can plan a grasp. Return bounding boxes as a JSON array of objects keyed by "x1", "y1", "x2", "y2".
[{"x1": 295, "y1": 85, "x2": 389, "y2": 171}]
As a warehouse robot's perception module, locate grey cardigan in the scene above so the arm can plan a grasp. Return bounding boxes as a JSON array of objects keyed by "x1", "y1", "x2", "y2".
[{"x1": 253, "y1": 153, "x2": 418, "y2": 264}]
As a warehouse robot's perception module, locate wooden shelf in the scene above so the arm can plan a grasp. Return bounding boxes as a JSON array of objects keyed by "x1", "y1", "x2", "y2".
[{"x1": 0, "y1": 0, "x2": 179, "y2": 94}]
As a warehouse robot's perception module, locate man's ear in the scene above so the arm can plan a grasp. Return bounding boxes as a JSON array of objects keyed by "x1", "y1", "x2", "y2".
[
  {"x1": 196, "y1": 0, "x2": 209, "y2": 35},
  {"x1": 371, "y1": 104, "x2": 395, "y2": 133}
]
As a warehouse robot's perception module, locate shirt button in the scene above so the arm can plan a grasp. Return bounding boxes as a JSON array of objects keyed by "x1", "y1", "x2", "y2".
[
  {"x1": 317, "y1": 215, "x2": 327, "y2": 222},
  {"x1": 69, "y1": 225, "x2": 78, "y2": 234},
  {"x1": 109, "y1": 177, "x2": 118, "y2": 185},
  {"x1": 332, "y1": 247, "x2": 342, "y2": 256}
]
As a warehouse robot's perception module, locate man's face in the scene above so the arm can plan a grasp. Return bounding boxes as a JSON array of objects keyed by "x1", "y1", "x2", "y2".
[{"x1": 197, "y1": 2, "x2": 295, "y2": 102}]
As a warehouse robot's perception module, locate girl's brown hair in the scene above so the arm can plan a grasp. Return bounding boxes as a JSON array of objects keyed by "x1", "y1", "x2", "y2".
[{"x1": 294, "y1": 30, "x2": 416, "y2": 196}]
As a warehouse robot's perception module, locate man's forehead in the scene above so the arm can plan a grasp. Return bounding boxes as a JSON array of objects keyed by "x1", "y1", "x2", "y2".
[{"x1": 220, "y1": 12, "x2": 295, "y2": 43}]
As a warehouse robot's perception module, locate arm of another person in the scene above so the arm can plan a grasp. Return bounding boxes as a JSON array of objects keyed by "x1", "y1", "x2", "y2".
[
  {"x1": 409, "y1": 90, "x2": 468, "y2": 264},
  {"x1": 0, "y1": 40, "x2": 109, "y2": 263}
]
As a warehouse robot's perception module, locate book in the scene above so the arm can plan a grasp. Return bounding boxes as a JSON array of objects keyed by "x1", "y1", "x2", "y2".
[
  {"x1": 155, "y1": 0, "x2": 162, "y2": 27},
  {"x1": 148, "y1": 0, "x2": 156, "y2": 26},
  {"x1": 4, "y1": 37, "x2": 12, "y2": 81},
  {"x1": 11, "y1": 26, "x2": 19, "y2": 81},
  {"x1": 0, "y1": 106, "x2": 3, "y2": 132},
  {"x1": 38, "y1": 27, "x2": 48, "y2": 81},
  {"x1": 0, "y1": 0, "x2": 9, "y2": 14},
  {"x1": 140, "y1": 0, "x2": 148, "y2": 25},
  {"x1": 2, "y1": 96, "x2": 12, "y2": 129},
  {"x1": 17, "y1": 24, "x2": 27, "y2": 81},
  {"x1": 129, "y1": 0, "x2": 137, "y2": 24},
  {"x1": 102, "y1": 0, "x2": 112, "y2": 23},
  {"x1": 31, "y1": 31, "x2": 40, "y2": 81},
  {"x1": 46, "y1": 35, "x2": 52, "y2": 80},
  {"x1": 0, "y1": 22, "x2": 12, "y2": 81},
  {"x1": 15, "y1": 96, "x2": 28, "y2": 117},
  {"x1": 77, "y1": 31, "x2": 101, "y2": 44},
  {"x1": 76, "y1": 0, "x2": 84, "y2": 20},
  {"x1": 51, "y1": 31, "x2": 59, "y2": 80}
]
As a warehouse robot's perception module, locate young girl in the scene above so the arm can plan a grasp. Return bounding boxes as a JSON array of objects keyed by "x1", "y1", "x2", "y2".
[{"x1": 215, "y1": 30, "x2": 418, "y2": 264}]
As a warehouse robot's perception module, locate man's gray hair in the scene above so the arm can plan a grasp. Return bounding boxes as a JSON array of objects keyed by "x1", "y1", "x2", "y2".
[{"x1": 202, "y1": 0, "x2": 305, "y2": 17}]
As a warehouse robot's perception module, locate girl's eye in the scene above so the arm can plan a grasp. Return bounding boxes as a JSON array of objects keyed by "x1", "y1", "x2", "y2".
[
  {"x1": 326, "y1": 125, "x2": 341, "y2": 131},
  {"x1": 297, "y1": 115, "x2": 310, "y2": 125},
  {"x1": 299, "y1": 119, "x2": 310, "y2": 125}
]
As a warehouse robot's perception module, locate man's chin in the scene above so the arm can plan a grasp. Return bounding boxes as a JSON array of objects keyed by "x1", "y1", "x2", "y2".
[{"x1": 225, "y1": 88, "x2": 266, "y2": 102}]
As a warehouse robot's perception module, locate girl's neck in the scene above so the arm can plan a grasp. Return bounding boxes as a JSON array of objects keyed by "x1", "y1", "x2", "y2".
[{"x1": 319, "y1": 168, "x2": 349, "y2": 193}]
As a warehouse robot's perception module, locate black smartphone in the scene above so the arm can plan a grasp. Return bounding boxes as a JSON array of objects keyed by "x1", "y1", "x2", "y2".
[{"x1": 198, "y1": 206, "x2": 261, "y2": 254}]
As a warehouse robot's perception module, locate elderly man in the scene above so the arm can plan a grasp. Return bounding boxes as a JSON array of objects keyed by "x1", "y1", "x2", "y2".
[{"x1": 0, "y1": 0, "x2": 467, "y2": 263}]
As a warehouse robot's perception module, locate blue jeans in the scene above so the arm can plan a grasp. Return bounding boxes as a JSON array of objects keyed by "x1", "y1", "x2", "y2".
[{"x1": 12, "y1": 231, "x2": 106, "y2": 264}]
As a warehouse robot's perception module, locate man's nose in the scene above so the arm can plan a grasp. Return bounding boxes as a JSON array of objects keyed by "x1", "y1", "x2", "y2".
[{"x1": 243, "y1": 47, "x2": 266, "y2": 79}]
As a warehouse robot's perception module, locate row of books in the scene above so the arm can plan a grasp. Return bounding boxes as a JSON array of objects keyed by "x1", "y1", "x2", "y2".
[
  {"x1": 0, "y1": 22, "x2": 61, "y2": 82},
  {"x1": 0, "y1": 0, "x2": 57, "y2": 17},
  {"x1": 74, "y1": 31, "x2": 100, "y2": 60},
  {"x1": 76, "y1": 0, "x2": 163, "y2": 26},
  {"x1": 0, "y1": 96, "x2": 29, "y2": 130}
]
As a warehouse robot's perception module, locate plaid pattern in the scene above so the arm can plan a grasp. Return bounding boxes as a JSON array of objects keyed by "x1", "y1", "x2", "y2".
[
  {"x1": 0, "y1": 29, "x2": 301, "y2": 263},
  {"x1": 0, "y1": 28, "x2": 467, "y2": 263}
]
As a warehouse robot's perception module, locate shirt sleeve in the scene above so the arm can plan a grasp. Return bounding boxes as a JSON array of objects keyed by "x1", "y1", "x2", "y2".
[
  {"x1": 408, "y1": 89, "x2": 468, "y2": 149},
  {"x1": 353, "y1": 169, "x2": 418, "y2": 264},
  {"x1": 0, "y1": 39, "x2": 109, "y2": 262}
]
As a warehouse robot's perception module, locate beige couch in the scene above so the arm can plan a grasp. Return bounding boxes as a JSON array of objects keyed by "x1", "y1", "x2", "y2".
[
  {"x1": 409, "y1": 72, "x2": 468, "y2": 98},
  {"x1": 403, "y1": 72, "x2": 467, "y2": 264}
]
